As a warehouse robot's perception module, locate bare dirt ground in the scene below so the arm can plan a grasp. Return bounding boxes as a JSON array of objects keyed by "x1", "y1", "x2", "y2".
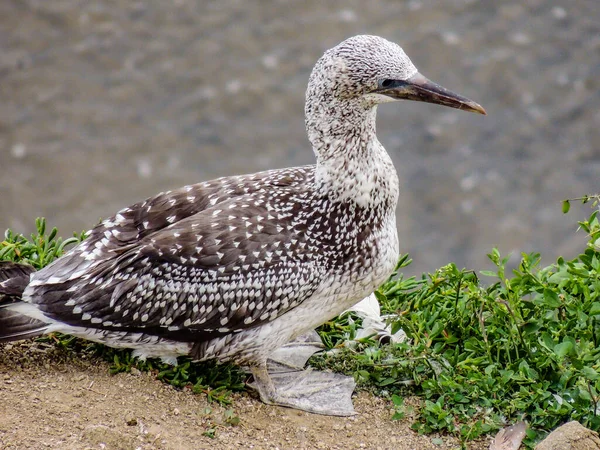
[{"x1": 0, "y1": 341, "x2": 488, "y2": 450}]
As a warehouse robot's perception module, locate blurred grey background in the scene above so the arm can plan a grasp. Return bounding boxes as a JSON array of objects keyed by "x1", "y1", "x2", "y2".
[{"x1": 1, "y1": 0, "x2": 599, "y2": 276}]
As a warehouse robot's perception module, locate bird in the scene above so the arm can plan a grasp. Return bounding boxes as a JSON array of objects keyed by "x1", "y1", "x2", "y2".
[{"x1": 0, "y1": 35, "x2": 485, "y2": 416}]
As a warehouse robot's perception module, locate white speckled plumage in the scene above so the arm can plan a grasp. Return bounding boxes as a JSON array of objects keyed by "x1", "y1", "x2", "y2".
[{"x1": 0, "y1": 35, "x2": 485, "y2": 414}]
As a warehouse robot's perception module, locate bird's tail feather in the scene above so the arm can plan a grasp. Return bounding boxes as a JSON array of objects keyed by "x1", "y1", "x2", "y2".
[
  {"x1": 0, "y1": 303, "x2": 49, "y2": 342},
  {"x1": 0, "y1": 261, "x2": 35, "y2": 298},
  {"x1": 0, "y1": 261, "x2": 48, "y2": 342}
]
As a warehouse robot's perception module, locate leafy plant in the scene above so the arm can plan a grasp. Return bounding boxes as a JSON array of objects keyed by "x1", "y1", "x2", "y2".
[
  {"x1": 0, "y1": 217, "x2": 85, "y2": 268},
  {"x1": 391, "y1": 394, "x2": 407, "y2": 421},
  {"x1": 313, "y1": 200, "x2": 600, "y2": 447}
]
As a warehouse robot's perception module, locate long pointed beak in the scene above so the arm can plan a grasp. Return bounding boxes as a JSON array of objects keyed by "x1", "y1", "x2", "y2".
[{"x1": 376, "y1": 72, "x2": 486, "y2": 115}]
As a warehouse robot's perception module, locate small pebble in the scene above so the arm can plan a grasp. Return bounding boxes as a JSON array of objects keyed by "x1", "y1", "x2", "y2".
[
  {"x1": 337, "y1": 9, "x2": 357, "y2": 23},
  {"x1": 225, "y1": 79, "x2": 242, "y2": 94},
  {"x1": 441, "y1": 31, "x2": 460, "y2": 46},
  {"x1": 426, "y1": 124, "x2": 443, "y2": 137},
  {"x1": 11, "y1": 143, "x2": 26, "y2": 159},
  {"x1": 125, "y1": 414, "x2": 137, "y2": 426},
  {"x1": 261, "y1": 54, "x2": 278, "y2": 70},
  {"x1": 551, "y1": 6, "x2": 567, "y2": 19},
  {"x1": 509, "y1": 32, "x2": 531, "y2": 46},
  {"x1": 136, "y1": 159, "x2": 153, "y2": 178}
]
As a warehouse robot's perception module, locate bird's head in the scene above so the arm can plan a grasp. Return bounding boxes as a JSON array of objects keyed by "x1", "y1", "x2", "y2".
[{"x1": 306, "y1": 35, "x2": 486, "y2": 115}]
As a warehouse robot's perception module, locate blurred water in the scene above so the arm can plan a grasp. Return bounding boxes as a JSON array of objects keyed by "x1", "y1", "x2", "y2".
[{"x1": 1, "y1": 0, "x2": 599, "y2": 276}]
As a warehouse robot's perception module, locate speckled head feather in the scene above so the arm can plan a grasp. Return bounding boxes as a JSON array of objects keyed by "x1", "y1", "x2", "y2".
[{"x1": 309, "y1": 35, "x2": 418, "y2": 100}]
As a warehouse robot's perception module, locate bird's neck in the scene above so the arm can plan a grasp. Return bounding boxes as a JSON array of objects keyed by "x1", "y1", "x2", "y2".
[{"x1": 306, "y1": 101, "x2": 399, "y2": 208}]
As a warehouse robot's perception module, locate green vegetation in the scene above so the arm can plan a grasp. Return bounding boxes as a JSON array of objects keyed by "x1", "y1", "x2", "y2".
[
  {"x1": 0, "y1": 217, "x2": 85, "y2": 269},
  {"x1": 2, "y1": 197, "x2": 600, "y2": 447},
  {"x1": 314, "y1": 196, "x2": 600, "y2": 447}
]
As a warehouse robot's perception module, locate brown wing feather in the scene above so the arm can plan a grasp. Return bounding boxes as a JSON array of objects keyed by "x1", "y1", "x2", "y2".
[{"x1": 28, "y1": 167, "x2": 322, "y2": 342}]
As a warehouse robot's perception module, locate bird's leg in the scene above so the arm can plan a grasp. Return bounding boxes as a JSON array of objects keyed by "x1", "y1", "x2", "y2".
[
  {"x1": 249, "y1": 362, "x2": 279, "y2": 405},
  {"x1": 248, "y1": 360, "x2": 356, "y2": 416}
]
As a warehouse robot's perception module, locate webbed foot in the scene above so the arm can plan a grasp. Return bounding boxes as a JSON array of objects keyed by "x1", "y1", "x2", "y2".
[{"x1": 248, "y1": 359, "x2": 356, "y2": 416}]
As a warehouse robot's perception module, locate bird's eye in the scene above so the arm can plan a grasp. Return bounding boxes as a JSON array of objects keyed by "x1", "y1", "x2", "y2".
[{"x1": 380, "y1": 79, "x2": 394, "y2": 88}]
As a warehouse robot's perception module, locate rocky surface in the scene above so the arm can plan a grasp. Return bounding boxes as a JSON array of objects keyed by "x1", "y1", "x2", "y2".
[{"x1": 536, "y1": 421, "x2": 600, "y2": 450}]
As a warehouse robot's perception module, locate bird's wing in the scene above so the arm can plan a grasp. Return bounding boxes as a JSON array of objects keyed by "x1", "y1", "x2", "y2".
[
  {"x1": 94, "y1": 166, "x2": 311, "y2": 244},
  {"x1": 30, "y1": 192, "x2": 324, "y2": 341},
  {"x1": 30, "y1": 166, "x2": 314, "y2": 286}
]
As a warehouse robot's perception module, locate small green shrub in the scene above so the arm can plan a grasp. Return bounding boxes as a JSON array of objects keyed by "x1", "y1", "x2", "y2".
[
  {"x1": 0, "y1": 217, "x2": 85, "y2": 268},
  {"x1": 314, "y1": 197, "x2": 600, "y2": 447}
]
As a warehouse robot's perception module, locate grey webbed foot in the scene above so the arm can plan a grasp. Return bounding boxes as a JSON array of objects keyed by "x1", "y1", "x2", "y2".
[
  {"x1": 248, "y1": 362, "x2": 356, "y2": 416},
  {"x1": 245, "y1": 331, "x2": 356, "y2": 416}
]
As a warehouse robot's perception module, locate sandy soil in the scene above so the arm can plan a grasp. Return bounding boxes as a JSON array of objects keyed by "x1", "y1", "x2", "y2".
[{"x1": 0, "y1": 341, "x2": 489, "y2": 450}]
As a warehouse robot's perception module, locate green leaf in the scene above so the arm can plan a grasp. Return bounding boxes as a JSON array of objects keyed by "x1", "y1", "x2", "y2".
[
  {"x1": 378, "y1": 377, "x2": 397, "y2": 387},
  {"x1": 374, "y1": 290, "x2": 387, "y2": 304},
  {"x1": 562, "y1": 199, "x2": 571, "y2": 214},
  {"x1": 590, "y1": 302, "x2": 600, "y2": 315},
  {"x1": 392, "y1": 411, "x2": 405, "y2": 421},
  {"x1": 581, "y1": 366, "x2": 599, "y2": 380},
  {"x1": 543, "y1": 288, "x2": 561, "y2": 308},
  {"x1": 480, "y1": 270, "x2": 497, "y2": 277},
  {"x1": 554, "y1": 341, "x2": 574, "y2": 358}
]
